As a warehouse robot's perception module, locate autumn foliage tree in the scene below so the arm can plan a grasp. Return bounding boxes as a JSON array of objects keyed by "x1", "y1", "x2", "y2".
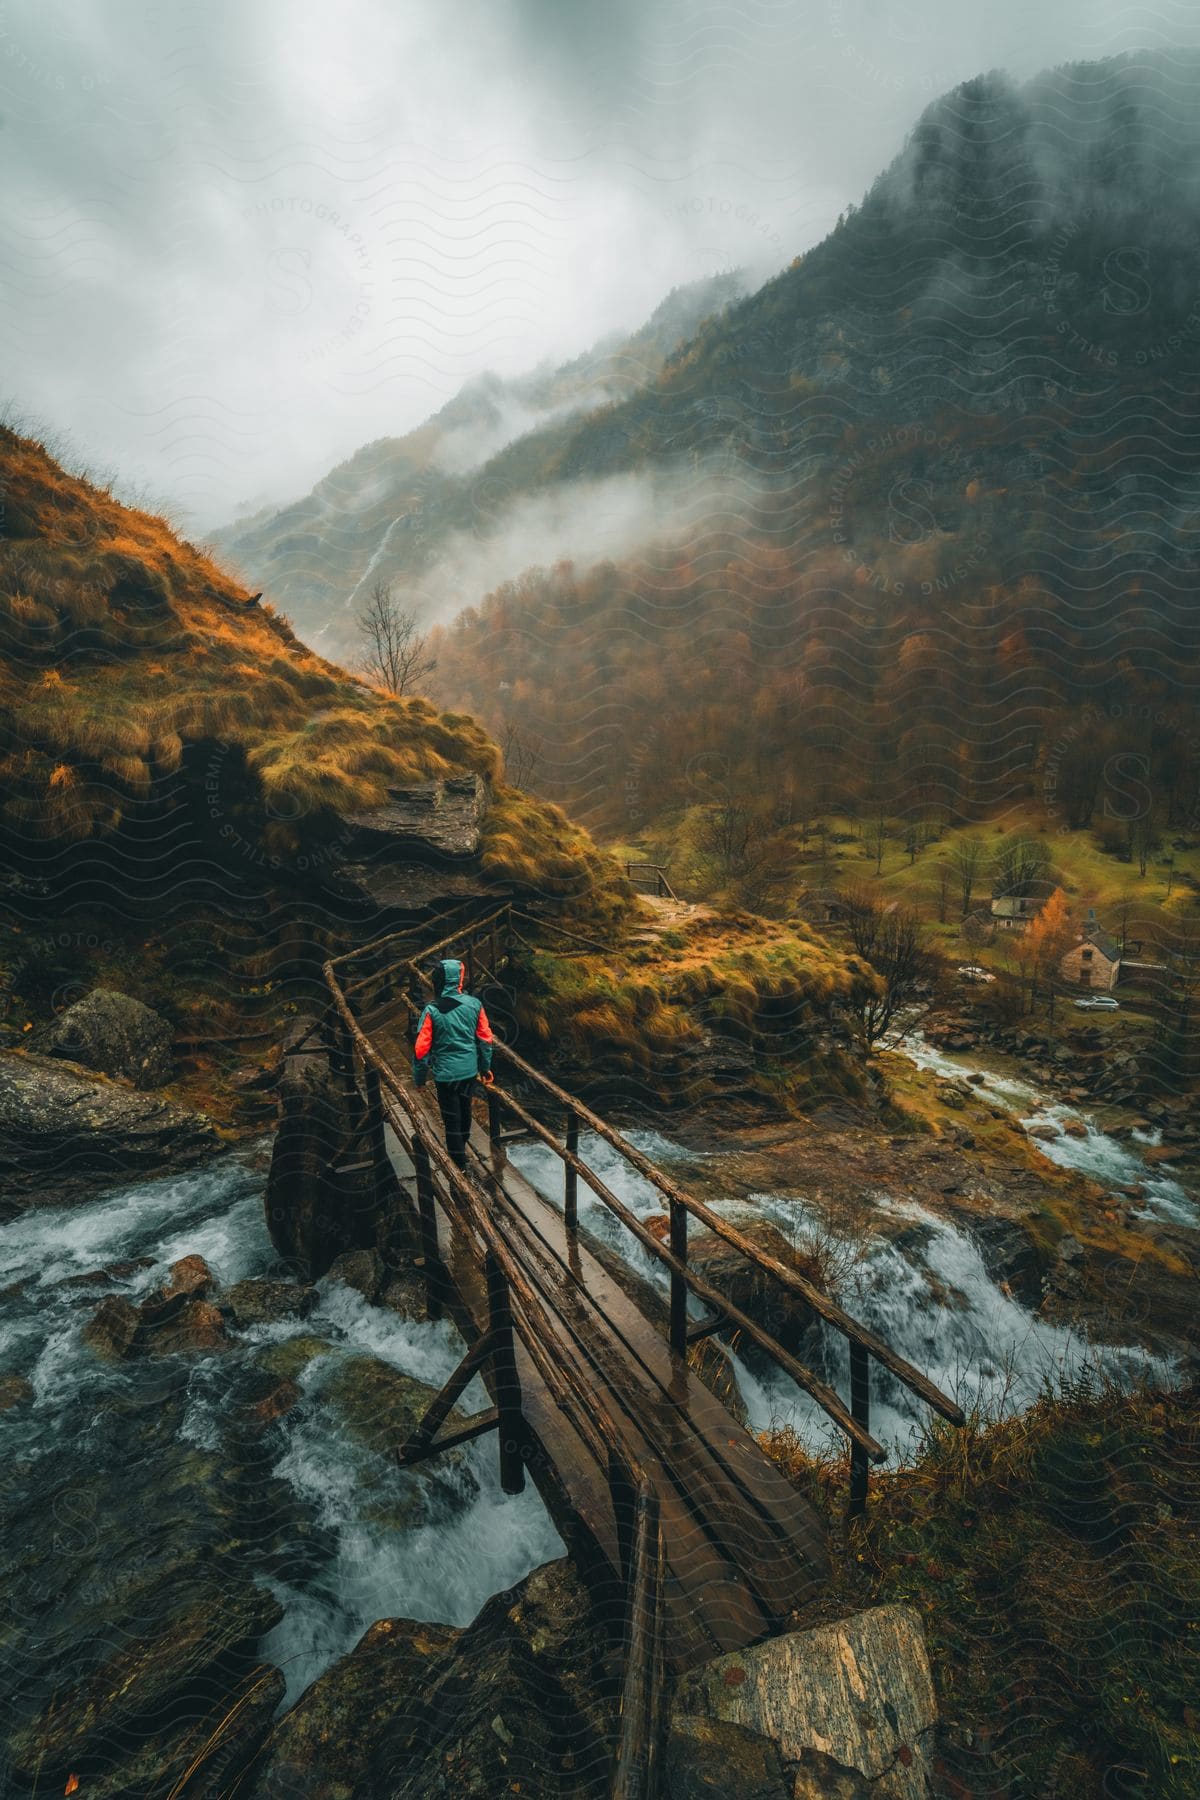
[{"x1": 1025, "y1": 887, "x2": 1074, "y2": 1020}]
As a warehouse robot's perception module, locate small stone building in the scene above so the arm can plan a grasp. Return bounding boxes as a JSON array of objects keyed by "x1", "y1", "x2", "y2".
[
  {"x1": 1060, "y1": 922, "x2": 1122, "y2": 991},
  {"x1": 990, "y1": 895, "x2": 1042, "y2": 932}
]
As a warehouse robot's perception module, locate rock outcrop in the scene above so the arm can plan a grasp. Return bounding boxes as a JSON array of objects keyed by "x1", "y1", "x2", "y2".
[
  {"x1": 264, "y1": 1021, "x2": 369, "y2": 1279},
  {"x1": 671, "y1": 1605, "x2": 937, "y2": 1800},
  {"x1": 1, "y1": 1396, "x2": 287, "y2": 1797},
  {"x1": 31, "y1": 988, "x2": 174, "y2": 1088},
  {"x1": 364, "y1": 1560, "x2": 614, "y2": 1799},
  {"x1": 0, "y1": 1050, "x2": 217, "y2": 1215},
  {"x1": 252, "y1": 1617, "x2": 461, "y2": 1800}
]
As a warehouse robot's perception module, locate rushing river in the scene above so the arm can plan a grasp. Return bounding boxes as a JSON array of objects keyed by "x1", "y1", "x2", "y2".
[
  {"x1": 0, "y1": 1154, "x2": 563, "y2": 1711},
  {"x1": 1, "y1": 1062, "x2": 1182, "y2": 1712},
  {"x1": 511, "y1": 1104, "x2": 1177, "y2": 1462},
  {"x1": 899, "y1": 1032, "x2": 1198, "y2": 1228}
]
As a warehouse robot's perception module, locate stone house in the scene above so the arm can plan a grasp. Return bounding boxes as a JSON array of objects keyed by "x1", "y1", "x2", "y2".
[
  {"x1": 990, "y1": 895, "x2": 1042, "y2": 931},
  {"x1": 1060, "y1": 917, "x2": 1122, "y2": 991}
]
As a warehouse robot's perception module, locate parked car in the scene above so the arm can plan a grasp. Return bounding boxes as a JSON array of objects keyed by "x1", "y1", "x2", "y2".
[
  {"x1": 956, "y1": 964, "x2": 996, "y2": 983},
  {"x1": 1073, "y1": 994, "x2": 1120, "y2": 1010}
]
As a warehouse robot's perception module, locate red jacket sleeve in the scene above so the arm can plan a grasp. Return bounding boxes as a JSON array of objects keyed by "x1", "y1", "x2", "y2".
[
  {"x1": 413, "y1": 1011, "x2": 434, "y2": 1059},
  {"x1": 475, "y1": 1004, "x2": 494, "y2": 1074}
]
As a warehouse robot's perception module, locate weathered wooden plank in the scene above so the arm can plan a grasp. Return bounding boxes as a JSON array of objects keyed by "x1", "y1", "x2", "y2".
[{"x1": 486, "y1": 1147, "x2": 830, "y2": 1621}]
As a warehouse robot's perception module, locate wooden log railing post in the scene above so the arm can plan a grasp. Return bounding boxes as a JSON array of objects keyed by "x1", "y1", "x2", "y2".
[
  {"x1": 363, "y1": 1064, "x2": 389, "y2": 1209},
  {"x1": 848, "y1": 1340, "x2": 871, "y2": 1520},
  {"x1": 412, "y1": 1136, "x2": 443, "y2": 1321},
  {"x1": 564, "y1": 1107, "x2": 579, "y2": 1230},
  {"x1": 487, "y1": 1083, "x2": 503, "y2": 1156},
  {"x1": 669, "y1": 1198, "x2": 688, "y2": 1357},
  {"x1": 487, "y1": 1248, "x2": 525, "y2": 1495},
  {"x1": 610, "y1": 1480, "x2": 665, "y2": 1800}
]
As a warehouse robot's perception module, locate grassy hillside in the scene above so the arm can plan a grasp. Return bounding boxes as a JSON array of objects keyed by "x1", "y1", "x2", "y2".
[
  {"x1": 1, "y1": 424, "x2": 887, "y2": 1120},
  {"x1": 767, "y1": 1379, "x2": 1199, "y2": 1797}
]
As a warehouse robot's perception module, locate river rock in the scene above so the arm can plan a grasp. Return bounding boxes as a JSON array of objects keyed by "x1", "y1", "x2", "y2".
[
  {"x1": 671, "y1": 1604, "x2": 937, "y2": 1800},
  {"x1": 30, "y1": 987, "x2": 174, "y2": 1088},
  {"x1": 321, "y1": 1353, "x2": 477, "y2": 1470},
  {"x1": 62, "y1": 1256, "x2": 155, "y2": 1289},
  {"x1": 327, "y1": 1245, "x2": 387, "y2": 1303},
  {"x1": 0, "y1": 1050, "x2": 217, "y2": 1215},
  {"x1": 687, "y1": 1220, "x2": 821, "y2": 1356},
  {"x1": 82, "y1": 1293, "x2": 142, "y2": 1360},
  {"x1": 0, "y1": 1373, "x2": 34, "y2": 1411},
  {"x1": 253, "y1": 1616, "x2": 461, "y2": 1800},
  {"x1": 357, "y1": 1559, "x2": 615, "y2": 1799},
  {"x1": 144, "y1": 1296, "x2": 230, "y2": 1355},
  {"x1": 5, "y1": 1566, "x2": 283, "y2": 1789},
  {"x1": 61, "y1": 1664, "x2": 286, "y2": 1800},
  {"x1": 2, "y1": 1402, "x2": 286, "y2": 1794},
  {"x1": 226, "y1": 1277, "x2": 319, "y2": 1328}
]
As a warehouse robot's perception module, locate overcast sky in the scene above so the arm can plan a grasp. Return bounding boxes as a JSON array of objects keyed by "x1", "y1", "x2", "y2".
[{"x1": 2, "y1": 0, "x2": 1198, "y2": 531}]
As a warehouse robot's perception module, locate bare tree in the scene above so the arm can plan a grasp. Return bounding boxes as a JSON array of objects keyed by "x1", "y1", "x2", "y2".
[
  {"x1": 935, "y1": 860, "x2": 953, "y2": 924},
  {"x1": 500, "y1": 718, "x2": 544, "y2": 789},
  {"x1": 992, "y1": 833, "x2": 1050, "y2": 899},
  {"x1": 696, "y1": 793, "x2": 757, "y2": 881},
  {"x1": 952, "y1": 836, "x2": 984, "y2": 916},
  {"x1": 843, "y1": 887, "x2": 932, "y2": 1047},
  {"x1": 355, "y1": 580, "x2": 436, "y2": 696}
]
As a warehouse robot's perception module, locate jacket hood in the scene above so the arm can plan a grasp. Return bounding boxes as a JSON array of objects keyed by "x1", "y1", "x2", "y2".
[{"x1": 435, "y1": 959, "x2": 465, "y2": 996}]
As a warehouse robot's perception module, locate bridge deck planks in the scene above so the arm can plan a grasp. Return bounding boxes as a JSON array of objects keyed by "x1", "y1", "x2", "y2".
[
  {"x1": 479, "y1": 1138, "x2": 830, "y2": 1603},
  {"x1": 386, "y1": 1093, "x2": 829, "y2": 1672}
]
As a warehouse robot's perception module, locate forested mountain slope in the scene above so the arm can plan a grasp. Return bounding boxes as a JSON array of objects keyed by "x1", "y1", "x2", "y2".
[{"x1": 426, "y1": 51, "x2": 1200, "y2": 834}]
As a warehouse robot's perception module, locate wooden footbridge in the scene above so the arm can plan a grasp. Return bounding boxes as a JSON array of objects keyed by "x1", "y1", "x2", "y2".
[{"x1": 315, "y1": 902, "x2": 964, "y2": 1798}]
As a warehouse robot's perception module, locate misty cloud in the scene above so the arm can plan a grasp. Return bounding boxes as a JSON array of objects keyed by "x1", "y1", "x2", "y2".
[{"x1": 3, "y1": 0, "x2": 1200, "y2": 530}]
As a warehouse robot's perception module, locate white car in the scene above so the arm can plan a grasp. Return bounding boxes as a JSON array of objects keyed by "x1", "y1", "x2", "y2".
[
  {"x1": 956, "y1": 964, "x2": 996, "y2": 983},
  {"x1": 1073, "y1": 994, "x2": 1120, "y2": 1010}
]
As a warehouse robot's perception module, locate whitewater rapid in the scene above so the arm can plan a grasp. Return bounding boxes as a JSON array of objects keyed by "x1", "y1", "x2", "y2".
[
  {"x1": 899, "y1": 1033, "x2": 1197, "y2": 1228},
  {"x1": 0, "y1": 1154, "x2": 563, "y2": 1710},
  {"x1": 510, "y1": 1124, "x2": 1173, "y2": 1462}
]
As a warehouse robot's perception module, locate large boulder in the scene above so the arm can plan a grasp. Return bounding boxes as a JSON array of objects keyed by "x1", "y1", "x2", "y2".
[
  {"x1": 0, "y1": 1050, "x2": 217, "y2": 1215},
  {"x1": 687, "y1": 1219, "x2": 822, "y2": 1356},
  {"x1": 672, "y1": 1605, "x2": 937, "y2": 1800},
  {"x1": 357, "y1": 1559, "x2": 615, "y2": 1799},
  {"x1": 31, "y1": 988, "x2": 173, "y2": 1088},
  {"x1": 253, "y1": 1617, "x2": 461, "y2": 1800},
  {"x1": 226, "y1": 1277, "x2": 319, "y2": 1329},
  {"x1": 1, "y1": 1399, "x2": 287, "y2": 1797}
]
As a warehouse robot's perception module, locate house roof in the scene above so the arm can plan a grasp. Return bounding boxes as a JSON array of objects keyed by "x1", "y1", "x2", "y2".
[
  {"x1": 1075, "y1": 928, "x2": 1120, "y2": 961},
  {"x1": 991, "y1": 896, "x2": 1036, "y2": 918}
]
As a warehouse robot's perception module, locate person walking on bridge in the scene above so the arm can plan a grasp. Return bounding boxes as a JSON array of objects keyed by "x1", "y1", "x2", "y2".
[{"x1": 412, "y1": 957, "x2": 495, "y2": 1168}]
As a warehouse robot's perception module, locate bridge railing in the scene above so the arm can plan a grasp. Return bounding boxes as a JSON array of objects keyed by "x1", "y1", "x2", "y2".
[
  {"x1": 322, "y1": 946, "x2": 666, "y2": 1800},
  {"x1": 626, "y1": 862, "x2": 679, "y2": 901},
  {"x1": 333, "y1": 902, "x2": 965, "y2": 1521}
]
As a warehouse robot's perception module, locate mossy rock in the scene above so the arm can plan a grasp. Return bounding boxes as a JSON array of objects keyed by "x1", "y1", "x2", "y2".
[
  {"x1": 255, "y1": 1618, "x2": 460, "y2": 1800},
  {"x1": 321, "y1": 1354, "x2": 474, "y2": 1460},
  {"x1": 256, "y1": 1332, "x2": 331, "y2": 1381}
]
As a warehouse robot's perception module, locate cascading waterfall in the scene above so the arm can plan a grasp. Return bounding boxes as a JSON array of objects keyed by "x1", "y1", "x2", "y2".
[
  {"x1": 511, "y1": 1125, "x2": 1174, "y2": 1463},
  {"x1": 0, "y1": 1154, "x2": 563, "y2": 1711}
]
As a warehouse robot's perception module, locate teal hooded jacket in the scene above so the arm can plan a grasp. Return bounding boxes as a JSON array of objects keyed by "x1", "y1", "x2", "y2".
[{"x1": 412, "y1": 959, "x2": 494, "y2": 1085}]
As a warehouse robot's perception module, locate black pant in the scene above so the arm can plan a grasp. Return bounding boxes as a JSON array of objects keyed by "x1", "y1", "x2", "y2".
[{"x1": 435, "y1": 1077, "x2": 476, "y2": 1167}]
